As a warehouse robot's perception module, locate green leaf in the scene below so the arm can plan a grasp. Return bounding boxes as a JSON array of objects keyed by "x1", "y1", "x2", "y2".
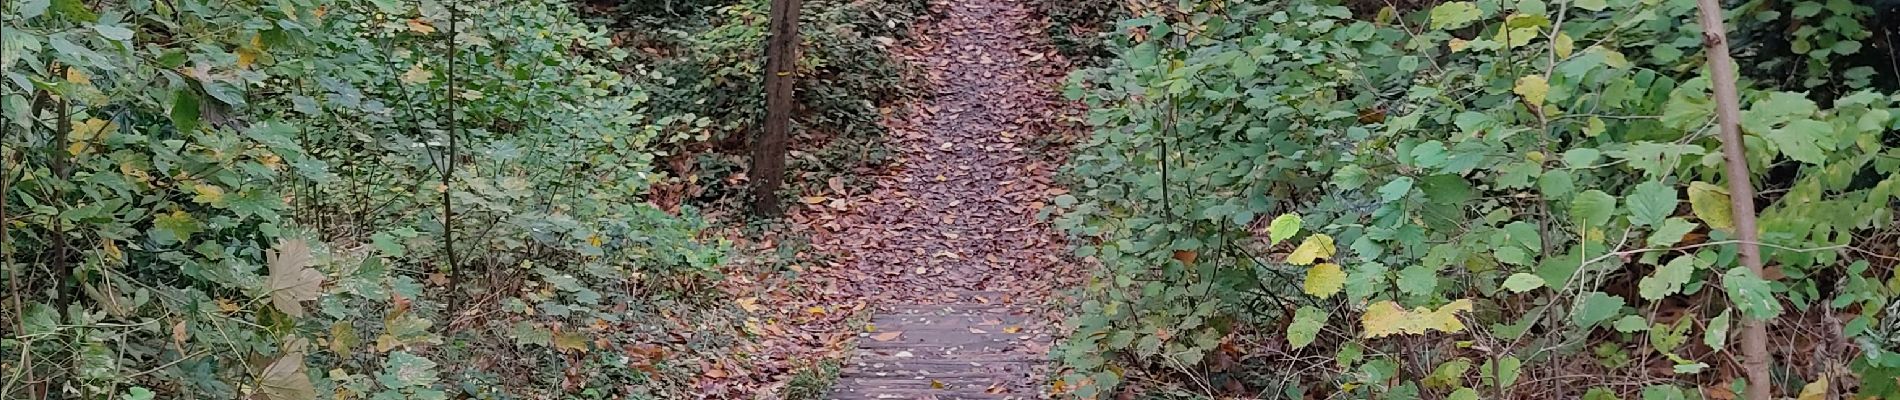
[
  {"x1": 92, "y1": 24, "x2": 133, "y2": 41},
  {"x1": 1647, "y1": 218, "x2": 1698, "y2": 247},
  {"x1": 150, "y1": 211, "x2": 202, "y2": 245},
  {"x1": 1379, "y1": 177, "x2": 1415, "y2": 201},
  {"x1": 1704, "y1": 309, "x2": 1731, "y2": 351},
  {"x1": 1572, "y1": 291, "x2": 1624, "y2": 327},
  {"x1": 1268, "y1": 214, "x2": 1302, "y2": 245},
  {"x1": 1430, "y1": 2, "x2": 1483, "y2": 30},
  {"x1": 1488, "y1": 355, "x2": 1522, "y2": 388},
  {"x1": 1574, "y1": 0, "x2": 1608, "y2": 12},
  {"x1": 50, "y1": 0, "x2": 96, "y2": 22},
  {"x1": 1287, "y1": 306, "x2": 1326, "y2": 349},
  {"x1": 1723, "y1": 267, "x2": 1782, "y2": 320},
  {"x1": 1502, "y1": 273, "x2": 1545, "y2": 293},
  {"x1": 1613, "y1": 315, "x2": 1651, "y2": 333},
  {"x1": 1687, "y1": 182, "x2": 1734, "y2": 231},
  {"x1": 1765, "y1": 119, "x2": 1835, "y2": 165},
  {"x1": 1625, "y1": 181, "x2": 1676, "y2": 227},
  {"x1": 1638, "y1": 256, "x2": 1696, "y2": 300},
  {"x1": 18, "y1": 0, "x2": 50, "y2": 19},
  {"x1": 1569, "y1": 190, "x2": 1616, "y2": 227},
  {"x1": 171, "y1": 89, "x2": 201, "y2": 134},
  {"x1": 1561, "y1": 148, "x2": 1601, "y2": 167},
  {"x1": 1397, "y1": 265, "x2": 1438, "y2": 296},
  {"x1": 1449, "y1": 388, "x2": 1479, "y2": 400}
]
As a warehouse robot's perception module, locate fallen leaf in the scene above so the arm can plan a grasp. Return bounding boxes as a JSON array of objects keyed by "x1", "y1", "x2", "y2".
[
  {"x1": 870, "y1": 331, "x2": 904, "y2": 341},
  {"x1": 267, "y1": 239, "x2": 323, "y2": 318}
]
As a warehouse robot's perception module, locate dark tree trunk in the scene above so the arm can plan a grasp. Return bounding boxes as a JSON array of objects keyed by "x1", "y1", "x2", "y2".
[{"x1": 750, "y1": 0, "x2": 802, "y2": 217}]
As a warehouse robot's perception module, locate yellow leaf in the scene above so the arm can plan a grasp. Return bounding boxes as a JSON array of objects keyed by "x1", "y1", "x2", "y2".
[
  {"x1": 406, "y1": 18, "x2": 436, "y2": 34},
  {"x1": 806, "y1": 306, "x2": 826, "y2": 315},
  {"x1": 1553, "y1": 32, "x2": 1575, "y2": 58},
  {"x1": 102, "y1": 239, "x2": 123, "y2": 261},
  {"x1": 931, "y1": 380, "x2": 945, "y2": 389},
  {"x1": 1303, "y1": 263, "x2": 1346, "y2": 299},
  {"x1": 238, "y1": 50, "x2": 259, "y2": 69},
  {"x1": 1003, "y1": 325, "x2": 1022, "y2": 334},
  {"x1": 736, "y1": 298, "x2": 760, "y2": 313},
  {"x1": 586, "y1": 234, "x2": 602, "y2": 247},
  {"x1": 1286, "y1": 234, "x2": 1336, "y2": 265},
  {"x1": 66, "y1": 68, "x2": 92, "y2": 86},
  {"x1": 400, "y1": 64, "x2": 432, "y2": 85},
  {"x1": 801, "y1": 196, "x2": 828, "y2": 204},
  {"x1": 1361, "y1": 301, "x2": 1410, "y2": 338},
  {"x1": 192, "y1": 183, "x2": 226, "y2": 204},
  {"x1": 1514, "y1": 75, "x2": 1549, "y2": 106},
  {"x1": 1361, "y1": 299, "x2": 1474, "y2": 338},
  {"x1": 1688, "y1": 182, "x2": 1735, "y2": 231},
  {"x1": 1448, "y1": 38, "x2": 1470, "y2": 52},
  {"x1": 553, "y1": 331, "x2": 589, "y2": 353},
  {"x1": 1799, "y1": 377, "x2": 1828, "y2": 400}
]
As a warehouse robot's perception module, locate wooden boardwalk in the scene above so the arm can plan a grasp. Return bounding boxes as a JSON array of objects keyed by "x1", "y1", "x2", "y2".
[{"x1": 830, "y1": 293, "x2": 1053, "y2": 399}]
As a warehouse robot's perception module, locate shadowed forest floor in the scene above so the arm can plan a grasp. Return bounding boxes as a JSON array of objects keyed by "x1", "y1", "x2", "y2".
[{"x1": 789, "y1": 0, "x2": 1086, "y2": 397}]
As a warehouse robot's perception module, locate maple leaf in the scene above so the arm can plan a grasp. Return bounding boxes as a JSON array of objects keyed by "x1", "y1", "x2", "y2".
[
  {"x1": 258, "y1": 336, "x2": 316, "y2": 400},
  {"x1": 267, "y1": 239, "x2": 323, "y2": 318}
]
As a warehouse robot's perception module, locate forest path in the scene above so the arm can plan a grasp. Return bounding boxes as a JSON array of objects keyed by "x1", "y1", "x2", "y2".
[{"x1": 798, "y1": 0, "x2": 1082, "y2": 398}]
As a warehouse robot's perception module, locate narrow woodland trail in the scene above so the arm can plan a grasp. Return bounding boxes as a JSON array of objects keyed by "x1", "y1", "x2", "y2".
[{"x1": 797, "y1": 0, "x2": 1083, "y2": 398}]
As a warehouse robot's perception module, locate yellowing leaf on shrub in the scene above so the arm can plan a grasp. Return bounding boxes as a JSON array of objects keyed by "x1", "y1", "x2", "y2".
[
  {"x1": 1304, "y1": 263, "x2": 1346, "y2": 298},
  {"x1": 1286, "y1": 234, "x2": 1335, "y2": 265},
  {"x1": 267, "y1": 239, "x2": 323, "y2": 318},
  {"x1": 1688, "y1": 182, "x2": 1735, "y2": 231},
  {"x1": 192, "y1": 183, "x2": 226, "y2": 204},
  {"x1": 1553, "y1": 32, "x2": 1575, "y2": 58},
  {"x1": 553, "y1": 331, "x2": 589, "y2": 353},
  {"x1": 1361, "y1": 299, "x2": 1474, "y2": 338},
  {"x1": 1514, "y1": 75, "x2": 1548, "y2": 106}
]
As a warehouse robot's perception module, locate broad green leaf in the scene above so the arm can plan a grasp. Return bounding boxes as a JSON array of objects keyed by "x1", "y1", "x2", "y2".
[
  {"x1": 150, "y1": 211, "x2": 202, "y2": 245},
  {"x1": 1397, "y1": 265, "x2": 1437, "y2": 296},
  {"x1": 1574, "y1": 0, "x2": 1608, "y2": 10},
  {"x1": 1562, "y1": 148, "x2": 1601, "y2": 167},
  {"x1": 1572, "y1": 291, "x2": 1624, "y2": 327},
  {"x1": 1625, "y1": 181, "x2": 1676, "y2": 227},
  {"x1": 1569, "y1": 190, "x2": 1616, "y2": 227},
  {"x1": 1638, "y1": 256, "x2": 1695, "y2": 300},
  {"x1": 18, "y1": 0, "x2": 50, "y2": 19},
  {"x1": 1305, "y1": 263, "x2": 1346, "y2": 298},
  {"x1": 1502, "y1": 273, "x2": 1545, "y2": 293},
  {"x1": 1647, "y1": 218, "x2": 1698, "y2": 247},
  {"x1": 1379, "y1": 177, "x2": 1415, "y2": 201},
  {"x1": 1687, "y1": 182, "x2": 1734, "y2": 231},
  {"x1": 1448, "y1": 388, "x2": 1479, "y2": 400},
  {"x1": 1723, "y1": 267, "x2": 1782, "y2": 320},
  {"x1": 1268, "y1": 214, "x2": 1302, "y2": 245},
  {"x1": 1287, "y1": 306, "x2": 1326, "y2": 349},
  {"x1": 171, "y1": 89, "x2": 202, "y2": 133},
  {"x1": 1287, "y1": 234, "x2": 1336, "y2": 266},
  {"x1": 1487, "y1": 355, "x2": 1522, "y2": 388},
  {"x1": 1613, "y1": 315, "x2": 1650, "y2": 333},
  {"x1": 1765, "y1": 119, "x2": 1835, "y2": 165}
]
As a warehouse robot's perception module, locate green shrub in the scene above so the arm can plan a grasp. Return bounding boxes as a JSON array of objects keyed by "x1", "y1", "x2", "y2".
[{"x1": 1052, "y1": 0, "x2": 1900, "y2": 397}]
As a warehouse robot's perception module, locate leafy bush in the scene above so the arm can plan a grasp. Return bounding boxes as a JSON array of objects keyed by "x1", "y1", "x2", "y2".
[
  {"x1": 2, "y1": 0, "x2": 726, "y2": 397},
  {"x1": 1052, "y1": 0, "x2": 1900, "y2": 397}
]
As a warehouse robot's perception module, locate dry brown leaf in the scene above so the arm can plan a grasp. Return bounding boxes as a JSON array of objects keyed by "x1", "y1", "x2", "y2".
[
  {"x1": 870, "y1": 331, "x2": 904, "y2": 342},
  {"x1": 267, "y1": 239, "x2": 323, "y2": 318}
]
